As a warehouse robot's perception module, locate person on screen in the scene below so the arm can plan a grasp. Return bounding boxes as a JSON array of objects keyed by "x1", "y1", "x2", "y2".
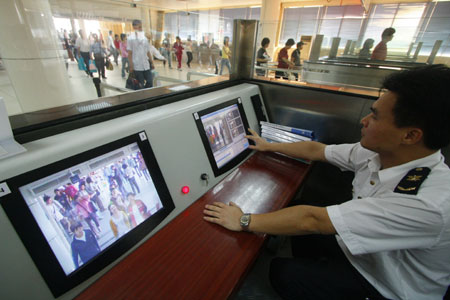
[
  {"x1": 108, "y1": 204, "x2": 131, "y2": 239},
  {"x1": 371, "y1": 27, "x2": 395, "y2": 61},
  {"x1": 70, "y1": 222, "x2": 101, "y2": 269},
  {"x1": 86, "y1": 176, "x2": 105, "y2": 212},
  {"x1": 203, "y1": 65, "x2": 450, "y2": 299},
  {"x1": 54, "y1": 189, "x2": 71, "y2": 212},
  {"x1": 128, "y1": 154, "x2": 141, "y2": 177},
  {"x1": 122, "y1": 163, "x2": 140, "y2": 194},
  {"x1": 74, "y1": 194, "x2": 101, "y2": 239},
  {"x1": 43, "y1": 195, "x2": 69, "y2": 233},
  {"x1": 127, "y1": 192, "x2": 150, "y2": 228},
  {"x1": 64, "y1": 182, "x2": 78, "y2": 201},
  {"x1": 111, "y1": 165, "x2": 128, "y2": 197},
  {"x1": 78, "y1": 182, "x2": 101, "y2": 219},
  {"x1": 137, "y1": 152, "x2": 151, "y2": 181}
]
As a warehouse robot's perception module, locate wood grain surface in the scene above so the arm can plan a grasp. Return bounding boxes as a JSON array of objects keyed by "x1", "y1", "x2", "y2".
[{"x1": 76, "y1": 151, "x2": 311, "y2": 300}]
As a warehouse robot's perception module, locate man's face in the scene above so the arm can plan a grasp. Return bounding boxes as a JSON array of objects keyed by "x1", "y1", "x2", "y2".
[
  {"x1": 74, "y1": 226, "x2": 84, "y2": 238},
  {"x1": 360, "y1": 91, "x2": 407, "y2": 154},
  {"x1": 133, "y1": 24, "x2": 142, "y2": 32}
]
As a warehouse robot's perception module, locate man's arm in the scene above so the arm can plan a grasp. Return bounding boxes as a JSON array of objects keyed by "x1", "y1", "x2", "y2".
[
  {"x1": 203, "y1": 201, "x2": 336, "y2": 235},
  {"x1": 246, "y1": 128, "x2": 327, "y2": 162},
  {"x1": 147, "y1": 51, "x2": 154, "y2": 69}
]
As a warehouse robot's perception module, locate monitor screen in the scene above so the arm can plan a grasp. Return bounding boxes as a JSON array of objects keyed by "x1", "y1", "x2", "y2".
[
  {"x1": 194, "y1": 98, "x2": 253, "y2": 177},
  {"x1": 1, "y1": 132, "x2": 175, "y2": 297}
]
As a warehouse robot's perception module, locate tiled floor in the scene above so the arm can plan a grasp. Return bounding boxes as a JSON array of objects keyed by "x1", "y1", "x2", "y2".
[{"x1": 0, "y1": 58, "x2": 226, "y2": 116}]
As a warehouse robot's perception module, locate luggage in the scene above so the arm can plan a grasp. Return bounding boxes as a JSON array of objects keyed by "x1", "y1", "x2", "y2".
[
  {"x1": 125, "y1": 72, "x2": 142, "y2": 90},
  {"x1": 89, "y1": 60, "x2": 97, "y2": 73},
  {"x1": 78, "y1": 56, "x2": 86, "y2": 71}
]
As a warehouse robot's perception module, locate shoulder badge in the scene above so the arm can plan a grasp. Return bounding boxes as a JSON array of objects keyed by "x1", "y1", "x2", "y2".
[{"x1": 394, "y1": 167, "x2": 431, "y2": 195}]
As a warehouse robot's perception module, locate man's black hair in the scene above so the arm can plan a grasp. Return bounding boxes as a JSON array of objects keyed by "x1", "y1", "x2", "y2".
[
  {"x1": 382, "y1": 27, "x2": 395, "y2": 38},
  {"x1": 132, "y1": 19, "x2": 142, "y2": 27},
  {"x1": 70, "y1": 222, "x2": 83, "y2": 233},
  {"x1": 285, "y1": 38, "x2": 295, "y2": 46},
  {"x1": 43, "y1": 195, "x2": 51, "y2": 203},
  {"x1": 261, "y1": 37, "x2": 270, "y2": 47},
  {"x1": 382, "y1": 64, "x2": 450, "y2": 150}
]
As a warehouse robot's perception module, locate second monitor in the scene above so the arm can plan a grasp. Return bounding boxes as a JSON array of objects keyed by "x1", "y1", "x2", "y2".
[{"x1": 194, "y1": 98, "x2": 253, "y2": 177}]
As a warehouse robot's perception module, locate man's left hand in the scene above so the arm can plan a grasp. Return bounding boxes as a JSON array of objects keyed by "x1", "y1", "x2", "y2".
[{"x1": 204, "y1": 202, "x2": 243, "y2": 231}]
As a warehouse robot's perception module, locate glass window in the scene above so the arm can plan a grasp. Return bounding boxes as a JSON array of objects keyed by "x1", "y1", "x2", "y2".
[
  {"x1": 2, "y1": 2, "x2": 257, "y2": 121},
  {"x1": 417, "y1": 1, "x2": 450, "y2": 56},
  {"x1": 319, "y1": 6, "x2": 345, "y2": 48},
  {"x1": 280, "y1": 7, "x2": 320, "y2": 45}
]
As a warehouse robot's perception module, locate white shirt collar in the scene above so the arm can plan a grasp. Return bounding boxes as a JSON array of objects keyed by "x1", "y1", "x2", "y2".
[{"x1": 368, "y1": 150, "x2": 442, "y2": 184}]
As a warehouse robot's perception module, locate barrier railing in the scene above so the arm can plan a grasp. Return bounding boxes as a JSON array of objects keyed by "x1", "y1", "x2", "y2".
[{"x1": 186, "y1": 71, "x2": 218, "y2": 81}]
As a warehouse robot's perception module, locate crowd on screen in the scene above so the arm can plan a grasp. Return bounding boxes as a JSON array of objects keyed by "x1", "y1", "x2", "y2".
[{"x1": 42, "y1": 151, "x2": 159, "y2": 268}]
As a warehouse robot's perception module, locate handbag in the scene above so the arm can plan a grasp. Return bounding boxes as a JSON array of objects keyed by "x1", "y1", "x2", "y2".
[
  {"x1": 106, "y1": 58, "x2": 114, "y2": 71},
  {"x1": 89, "y1": 59, "x2": 97, "y2": 73},
  {"x1": 78, "y1": 56, "x2": 86, "y2": 71},
  {"x1": 126, "y1": 72, "x2": 142, "y2": 90}
]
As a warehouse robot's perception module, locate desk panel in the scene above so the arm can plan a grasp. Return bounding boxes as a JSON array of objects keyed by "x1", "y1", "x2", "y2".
[{"x1": 76, "y1": 152, "x2": 311, "y2": 300}]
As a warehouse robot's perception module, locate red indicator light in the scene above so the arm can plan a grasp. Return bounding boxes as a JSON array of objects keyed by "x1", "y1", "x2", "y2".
[{"x1": 181, "y1": 186, "x2": 190, "y2": 194}]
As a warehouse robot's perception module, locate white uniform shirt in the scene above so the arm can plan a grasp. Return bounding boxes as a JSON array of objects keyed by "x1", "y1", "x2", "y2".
[
  {"x1": 325, "y1": 143, "x2": 450, "y2": 300},
  {"x1": 75, "y1": 37, "x2": 91, "y2": 52},
  {"x1": 127, "y1": 32, "x2": 151, "y2": 71},
  {"x1": 149, "y1": 44, "x2": 165, "y2": 60},
  {"x1": 107, "y1": 35, "x2": 115, "y2": 49}
]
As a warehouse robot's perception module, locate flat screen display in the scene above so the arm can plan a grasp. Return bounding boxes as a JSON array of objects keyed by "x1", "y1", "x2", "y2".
[
  {"x1": 1, "y1": 132, "x2": 175, "y2": 297},
  {"x1": 194, "y1": 98, "x2": 253, "y2": 177}
]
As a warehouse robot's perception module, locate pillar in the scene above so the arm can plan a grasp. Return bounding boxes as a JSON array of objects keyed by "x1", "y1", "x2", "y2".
[
  {"x1": 0, "y1": 0, "x2": 73, "y2": 113},
  {"x1": 259, "y1": 0, "x2": 282, "y2": 59},
  {"x1": 141, "y1": 7, "x2": 151, "y2": 34}
]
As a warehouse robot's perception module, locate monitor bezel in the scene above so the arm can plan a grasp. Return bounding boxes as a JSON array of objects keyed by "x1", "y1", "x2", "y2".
[
  {"x1": 0, "y1": 131, "x2": 175, "y2": 297},
  {"x1": 194, "y1": 98, "x2": 253, "y2": 177}
]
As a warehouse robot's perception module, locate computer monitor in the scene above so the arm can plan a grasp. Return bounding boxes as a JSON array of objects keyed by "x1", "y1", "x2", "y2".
[
  {"x1": 194, "y1": 98, "x2": 253, "y2": 177},
  {"x1": 1, "y1": 131, "x2": 175, "y2": 297}
]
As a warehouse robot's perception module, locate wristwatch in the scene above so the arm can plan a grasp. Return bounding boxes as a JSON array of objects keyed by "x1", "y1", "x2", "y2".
[{"x1": 240, "y1": 213, "x2": 251, "y2": 231}]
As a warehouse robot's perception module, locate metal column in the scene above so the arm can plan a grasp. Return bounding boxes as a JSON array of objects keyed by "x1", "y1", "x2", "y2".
[{"x1": 230, "y1": 19, "x2": 258, "y2": 80}]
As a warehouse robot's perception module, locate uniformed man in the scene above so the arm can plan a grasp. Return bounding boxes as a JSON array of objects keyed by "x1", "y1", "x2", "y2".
[{"x1": 203, "y1": 65, "x2": 450, "y2": 300}]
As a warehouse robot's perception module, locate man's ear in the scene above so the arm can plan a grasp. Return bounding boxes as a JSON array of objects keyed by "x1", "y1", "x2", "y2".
[{"x1": 402, "y1": 127, "x2": 423, "y2": 145}]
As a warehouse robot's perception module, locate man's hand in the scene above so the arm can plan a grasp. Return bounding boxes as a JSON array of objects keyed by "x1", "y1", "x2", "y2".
[
  {"x1": 245, "y1": 128, "x2": 271, "y2": 152},
  {"x1": 203, "y1": 201, "x2": 243, "y2": 231}
]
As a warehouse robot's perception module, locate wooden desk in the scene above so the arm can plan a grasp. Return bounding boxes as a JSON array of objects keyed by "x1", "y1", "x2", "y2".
[{"x1": 76, "y1": 152, "x2": 311, "y2": 300}]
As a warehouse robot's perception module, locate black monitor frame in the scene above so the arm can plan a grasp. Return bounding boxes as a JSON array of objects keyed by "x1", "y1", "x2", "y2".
[
  {"x1": 194, "y1": 98, "x2": 253, "y2": 177},
  {"x1": 1, "y1": 131, "x2": 175, "y2": 297}
]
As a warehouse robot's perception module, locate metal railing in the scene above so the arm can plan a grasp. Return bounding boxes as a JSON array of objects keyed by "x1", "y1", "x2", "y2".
[
  {"x1": 186, "y1": 71, "x2": 218, "y2": 81},
  {"x1": 254, "y1": 65, "x2": 303, "y2": 80}
]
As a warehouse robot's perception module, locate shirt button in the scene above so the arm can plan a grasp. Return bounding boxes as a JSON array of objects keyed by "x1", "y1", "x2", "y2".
[{"x1": 370, "y1": 180, "x2": 375, "y2": 185}]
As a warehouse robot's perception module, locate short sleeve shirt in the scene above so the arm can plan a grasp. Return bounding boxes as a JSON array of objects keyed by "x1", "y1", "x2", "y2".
[
  {"x1": 371, "y1": 41, "x2": 387, "y2": 60},
  {"x1": 291, "y1": 49, "x2": 301, "y2": 66},
  {"x1": 277, "y1": 48, "x2": 289, "y2": 69},
  {"x1": 127, "y1": 33, "x2": 151, "y2": 71},
  {"x1": 325, "y1": 143, "x2": 450, "y2": 299}
]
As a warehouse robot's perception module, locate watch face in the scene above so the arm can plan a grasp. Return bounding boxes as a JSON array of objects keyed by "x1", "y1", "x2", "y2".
[{"x1": 240, "y1": 214, "x2": 250, "y2": 227}]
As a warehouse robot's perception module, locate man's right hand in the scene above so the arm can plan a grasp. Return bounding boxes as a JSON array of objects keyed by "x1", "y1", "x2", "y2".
[{"x1": 245, "y1": 128, "x2": 271, "y2": 152}]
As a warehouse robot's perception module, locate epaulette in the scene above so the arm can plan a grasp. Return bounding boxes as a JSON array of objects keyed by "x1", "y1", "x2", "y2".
[{"x1": 394, "y1": 167, "x2": 431, "y2": 195}]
